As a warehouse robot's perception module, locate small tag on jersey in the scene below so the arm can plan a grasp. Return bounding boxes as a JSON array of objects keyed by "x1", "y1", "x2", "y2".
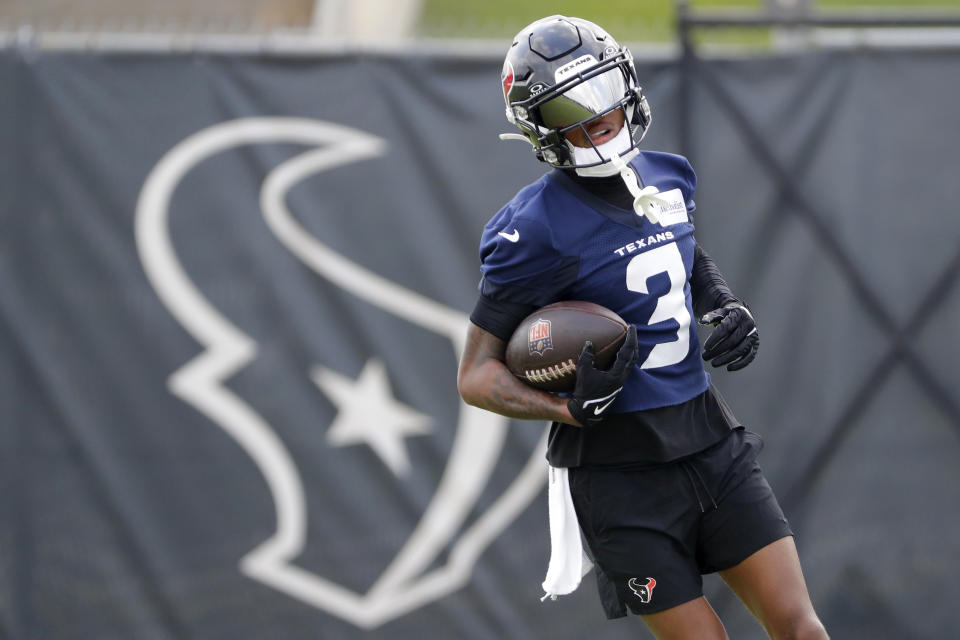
[{"x1": 639, "y1": 188, "x2": 688, "y2": 226}]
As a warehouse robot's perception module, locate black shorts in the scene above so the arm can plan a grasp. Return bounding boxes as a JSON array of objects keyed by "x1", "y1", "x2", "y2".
[{"x1": 568, "y1": 428, "x2": 793, "y2": 618}]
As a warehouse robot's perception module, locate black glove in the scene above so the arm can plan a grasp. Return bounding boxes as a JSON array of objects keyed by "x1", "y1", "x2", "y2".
[
  {"x1": 567, "y1": 325, "x2": 638, "y2": 426},
  {"x1": 699, "y1": 303, "x2": 758, "y2": 371}
]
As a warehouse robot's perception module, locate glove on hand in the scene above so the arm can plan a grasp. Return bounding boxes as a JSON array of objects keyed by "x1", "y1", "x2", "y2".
[
  {"x1": 699, "y1": 303, "x2": 758, "y2": 371},
  {"x1": 567, "y1": 325, "x2": 638, "y2": 427}
]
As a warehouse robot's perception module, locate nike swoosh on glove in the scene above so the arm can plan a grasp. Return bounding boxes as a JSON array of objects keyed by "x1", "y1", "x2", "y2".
[
  {"x1": 699, "y1": 303, "x2": 758, "y2": 371},
  {"x1": 567, "y1": 325, "x2": 638, "y2": 427}
]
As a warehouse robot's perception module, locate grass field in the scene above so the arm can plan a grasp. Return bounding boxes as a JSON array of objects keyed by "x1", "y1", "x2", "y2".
[{"x1": 417, "y1": 0, "x2": 960, "y2": 44}]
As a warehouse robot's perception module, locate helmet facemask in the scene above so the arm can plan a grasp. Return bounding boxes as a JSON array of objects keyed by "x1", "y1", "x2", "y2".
[{"x1": 504, "y1": 47, "x2": 651, "y2": 173}]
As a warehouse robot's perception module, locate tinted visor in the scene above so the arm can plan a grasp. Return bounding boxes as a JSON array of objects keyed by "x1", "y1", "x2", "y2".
[{"x1": 536, "y1": 66, "x2": 628, "y2": 130}]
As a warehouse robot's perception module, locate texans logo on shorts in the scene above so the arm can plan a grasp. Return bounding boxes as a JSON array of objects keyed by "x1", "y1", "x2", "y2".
[
  {"x1": 528, "y1": 318, "x2": 553, "y2": 356},
  {"x1": 628, "y1": 577, "x2": 657, "y2": 603}
]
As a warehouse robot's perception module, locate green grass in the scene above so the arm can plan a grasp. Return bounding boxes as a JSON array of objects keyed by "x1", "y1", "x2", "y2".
[
  {"x1": 417, "y1": 0, "x2": 679, "y2": 42},
  {"x1": 416, "y1": 0, "x2": 960, "y2": 44}
]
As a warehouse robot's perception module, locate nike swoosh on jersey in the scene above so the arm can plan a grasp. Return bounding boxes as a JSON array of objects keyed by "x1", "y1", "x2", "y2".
[{"x1": 498, "y1": 229, "x2": 520, "y2": 242}]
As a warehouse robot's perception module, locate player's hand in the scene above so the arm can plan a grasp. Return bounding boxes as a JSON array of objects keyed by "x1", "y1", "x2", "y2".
[
  {"x1": 567, "y1": 325, "x2": 638, "y2": 427},
  {"x1": 699, "y1": 303, "x2": 758, "y2": 371}
]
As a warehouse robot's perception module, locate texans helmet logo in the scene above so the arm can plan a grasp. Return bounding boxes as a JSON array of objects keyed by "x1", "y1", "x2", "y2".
[
  {"x1": 501, "y1": 61, "x2": 515, "y2": 101},
  {"x1": 628, "y1": 577, "x2": 657, "y2": 603}
]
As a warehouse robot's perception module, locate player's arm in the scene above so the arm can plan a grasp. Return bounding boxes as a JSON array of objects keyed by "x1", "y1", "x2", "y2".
[
  {"x1": 458, "y1": 318, "x2": 639, "y2": 427},
  {"x1": 690, "y1": 243, "x2": 739, "y2": 316},
  {"x1": 690, "y1": 243, "x2": 759, "y2": 371},
  {"x1": 457, "y1": 321, "x2": 578, "y2": 424}
]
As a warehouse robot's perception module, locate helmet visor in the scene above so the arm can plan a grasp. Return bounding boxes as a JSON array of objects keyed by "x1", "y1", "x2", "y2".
[{"x1": 537, "y1": 67, "x2": 628, "y2": 130}]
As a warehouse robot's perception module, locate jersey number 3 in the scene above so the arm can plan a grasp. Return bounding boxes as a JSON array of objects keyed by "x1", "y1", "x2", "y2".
[{"x1": 625, "y1": 243, "x2": 692, "y2": 369}]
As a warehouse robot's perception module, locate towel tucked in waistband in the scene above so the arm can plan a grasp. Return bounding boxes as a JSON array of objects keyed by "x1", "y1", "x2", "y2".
[{"x1": 541, "y1": 465, "x2": 593, "y2": 601}]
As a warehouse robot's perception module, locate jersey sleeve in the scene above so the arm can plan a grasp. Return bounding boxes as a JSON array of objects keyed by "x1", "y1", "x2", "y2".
[
  {"x1": 468, "y1": 294, "x2": 537, "y2": 342},
  {"x1": 478, "y1": 203, "x2": 579, "y2": 307}
]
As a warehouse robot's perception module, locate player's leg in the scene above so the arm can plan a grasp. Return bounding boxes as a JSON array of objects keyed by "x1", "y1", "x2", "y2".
[
  {"x1": 640, "y1": 596, "x2": 728, "y2": 640},
  {"x1": 718, "y1": 536, "x2": 828, "y2": 640},
  {"x1": 691, "y1": 429, "x2": 827, "y2": 639}
]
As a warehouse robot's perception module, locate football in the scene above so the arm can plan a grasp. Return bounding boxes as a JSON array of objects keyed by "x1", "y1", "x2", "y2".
[{"x1": 505, "y1": 301, "x2": 629, "y2": 392}]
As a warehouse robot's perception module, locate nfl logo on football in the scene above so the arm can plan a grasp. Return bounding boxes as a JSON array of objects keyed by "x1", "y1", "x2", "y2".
[{"x1": 527, "y1": 318, "x2": 553, "y2": 355}]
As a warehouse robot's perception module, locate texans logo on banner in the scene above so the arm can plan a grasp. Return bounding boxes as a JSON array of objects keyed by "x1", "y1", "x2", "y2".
[{"x1": 135, "y1": 118, "x2": 546, "y2": 629}]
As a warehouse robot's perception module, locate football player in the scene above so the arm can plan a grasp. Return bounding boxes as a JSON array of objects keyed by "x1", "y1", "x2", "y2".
[{"x1": 457, "y1": 15, "x2": 828, "y2": 640}]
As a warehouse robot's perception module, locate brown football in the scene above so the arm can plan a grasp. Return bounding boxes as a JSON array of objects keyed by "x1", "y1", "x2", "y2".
[{"x1": 504, "y1": 301, "x2": 629, "y2": 392}]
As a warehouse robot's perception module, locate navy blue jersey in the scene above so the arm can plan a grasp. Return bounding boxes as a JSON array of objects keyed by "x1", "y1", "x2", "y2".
[{"x1": 479, "y1": 151, "x2": 710, "y2": 413}]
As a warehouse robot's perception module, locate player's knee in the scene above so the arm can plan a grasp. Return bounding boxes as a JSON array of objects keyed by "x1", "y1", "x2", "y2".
[{"x1": 769, "y1": 611, "x2": 828, "y2": 640}]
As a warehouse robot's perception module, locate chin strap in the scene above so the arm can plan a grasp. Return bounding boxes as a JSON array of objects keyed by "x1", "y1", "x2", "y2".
[
  {"x1": 609, "y1": 153, "x2": 675, "y2": 226},
  {"x1": 608, "y1": 153, "x2": 658, "y2": 224}
]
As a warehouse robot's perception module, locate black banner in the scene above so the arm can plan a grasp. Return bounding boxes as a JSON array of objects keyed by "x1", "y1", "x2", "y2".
[{"x1": 2, "y1": 47, "x2": 959, "y2": 639}]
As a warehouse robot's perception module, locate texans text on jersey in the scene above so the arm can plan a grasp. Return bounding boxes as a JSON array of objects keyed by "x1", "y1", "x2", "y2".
[{"x1": 612, "y1": 230, "x2": 676, "y2": 257}]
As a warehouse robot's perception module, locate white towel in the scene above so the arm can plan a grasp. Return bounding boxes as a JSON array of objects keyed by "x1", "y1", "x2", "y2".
[{"x1": 541, "y1": 465, "x2": 593, "y2": 601}]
